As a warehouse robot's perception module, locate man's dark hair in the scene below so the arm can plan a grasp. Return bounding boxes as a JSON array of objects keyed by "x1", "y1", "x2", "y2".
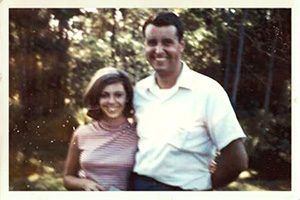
[{"x1": 142, "y1": 12, "x2": 185, "y2": 41}]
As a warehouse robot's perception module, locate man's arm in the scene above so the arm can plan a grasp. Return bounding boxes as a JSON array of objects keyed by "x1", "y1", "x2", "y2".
[{"x1": 211, "y1": 138, "x2": 248, "y2": 189}]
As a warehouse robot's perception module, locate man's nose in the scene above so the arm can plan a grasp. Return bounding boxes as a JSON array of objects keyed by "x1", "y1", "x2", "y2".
[{"x1": 155, "y1": 44, "x2": 164, "y2": 54}]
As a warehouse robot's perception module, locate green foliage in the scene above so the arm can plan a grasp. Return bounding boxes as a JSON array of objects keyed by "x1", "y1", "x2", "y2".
[
  {"x1": 220, "y1": 171, "x2": 291, "y2": 191},
  {"x1": 10, "y1": 153, "x2": 66, "y2": 191},
  {"x1": 240, "y1": 109, "x2": 291, "y2": 179}
]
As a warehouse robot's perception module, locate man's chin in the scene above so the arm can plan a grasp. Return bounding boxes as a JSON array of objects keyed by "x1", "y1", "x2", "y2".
[{"x1": 153, "y1": 64, "x2": 167, "y2": 71}]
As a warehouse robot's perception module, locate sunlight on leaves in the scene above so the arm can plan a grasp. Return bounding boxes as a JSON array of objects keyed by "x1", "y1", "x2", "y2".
[
  {"x1": 239, "y1": 170, "x2": 258, "y2": 179},
  {"x1": 29, "y1": 158, "x2": 42, "y2": 166},
  {"x1": 28, "y1": 173, "x2": 40, "y2": 182},
  {"x1": 43, "y1": 166, "x2": 55, "y2": 173},
  {"x1": 15, "y1": 151, "x2": 25, "y2": 163},
  {"x1": 75, "y1": 108, "x2": 90, "y2": 125}
]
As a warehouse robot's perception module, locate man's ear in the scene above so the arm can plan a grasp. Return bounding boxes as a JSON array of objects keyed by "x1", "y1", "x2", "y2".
[{"x1": 180, "y1": 40, "x2": 185, "y2": 53}]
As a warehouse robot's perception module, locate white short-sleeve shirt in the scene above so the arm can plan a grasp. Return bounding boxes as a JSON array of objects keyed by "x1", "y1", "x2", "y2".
[{"x1": 133, "y1": 62, "x2": 246, "y2": 190}]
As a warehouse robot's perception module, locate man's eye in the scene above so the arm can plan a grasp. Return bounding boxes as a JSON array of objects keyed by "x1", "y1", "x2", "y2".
[
  {"x1": 147, "y1": 39, "x2": 157, "y2": 46},
  {"x1": 162, "y1": 39, "x2": 174, "y2": 46}
]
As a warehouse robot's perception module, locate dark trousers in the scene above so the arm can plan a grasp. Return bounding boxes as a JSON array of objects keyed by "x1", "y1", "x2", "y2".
[{"x1": 131, "y1": 173, "x2": 187, "y2": 191}]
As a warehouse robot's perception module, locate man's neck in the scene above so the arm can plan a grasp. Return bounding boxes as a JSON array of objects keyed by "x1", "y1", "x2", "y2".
[
  {"x1": 155, "y1": 75, "x2": 177, "y2": 89},
  {"x1": 155, "y1": 63, "x2": 183, "y2": 89}
]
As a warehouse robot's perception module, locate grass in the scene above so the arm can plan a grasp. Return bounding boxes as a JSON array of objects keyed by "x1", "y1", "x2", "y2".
[
  {"x1": 219, "y1": 171, "x2": 291, "y2": 191},
  {"x1": 9, "y1": 145, "x2": 291, "y2": 191},
  {"x1": 9, "y1": 156, "x2": 291, "y2": 191}
]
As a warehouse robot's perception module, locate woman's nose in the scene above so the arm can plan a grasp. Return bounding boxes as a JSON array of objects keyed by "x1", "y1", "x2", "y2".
[{"x1": 108, "y1": 95, "x2": 116, "y2": 103}]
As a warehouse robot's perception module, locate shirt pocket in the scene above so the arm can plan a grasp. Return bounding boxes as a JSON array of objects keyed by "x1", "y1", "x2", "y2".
[{"x1": 167, "y1": 121, "x2": 211, "y2": 153}]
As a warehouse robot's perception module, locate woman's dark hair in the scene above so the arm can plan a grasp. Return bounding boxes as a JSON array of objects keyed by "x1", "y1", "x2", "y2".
[
  {"x1": 83, "y1": 67, "x2": 134, "y2": 120},
  {"x1": 142, "y1": 12, "x2": 185, "y2": 41}
]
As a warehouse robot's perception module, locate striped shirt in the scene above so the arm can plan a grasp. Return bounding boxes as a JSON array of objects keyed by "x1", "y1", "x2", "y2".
[{"x1": 73, "y1": 120, "x2": 138, "y2": 190}]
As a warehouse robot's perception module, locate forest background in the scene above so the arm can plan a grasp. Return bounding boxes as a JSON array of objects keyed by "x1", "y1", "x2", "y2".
[{"x1": 9, "y1": 8, "x2": 291, "y2": 190}]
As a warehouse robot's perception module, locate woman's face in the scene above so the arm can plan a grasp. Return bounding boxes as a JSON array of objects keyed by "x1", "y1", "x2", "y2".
[{"x1": 99, "y1": 82, "x2": 127, "y2": 120}]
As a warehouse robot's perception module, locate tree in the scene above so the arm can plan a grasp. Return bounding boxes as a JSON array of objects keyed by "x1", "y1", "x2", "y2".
[
  {"x1": 9, "y1": 9, "x2": 82, "y2": 189},
  {"x1": 231, "y1": 10, "x2": 247, "y2": 107}
]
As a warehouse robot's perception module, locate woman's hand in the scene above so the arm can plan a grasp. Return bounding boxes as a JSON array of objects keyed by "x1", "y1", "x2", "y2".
[
  {"x1": 209, "y1": 160, "x2": 217, "y2": 174},
  {"x1": 81, "y1": 179, "x2": 106, "y2": 191}
]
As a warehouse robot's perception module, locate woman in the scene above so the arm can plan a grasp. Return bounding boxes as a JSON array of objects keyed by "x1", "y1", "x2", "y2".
[{"x1": 63, "y1": 67, "x2": 137, "y2": 191}]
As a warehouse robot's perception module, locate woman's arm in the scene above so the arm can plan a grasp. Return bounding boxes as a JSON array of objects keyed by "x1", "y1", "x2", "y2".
[{"x1": 63, "y1": 134, "x2": 105, "y2": 191}]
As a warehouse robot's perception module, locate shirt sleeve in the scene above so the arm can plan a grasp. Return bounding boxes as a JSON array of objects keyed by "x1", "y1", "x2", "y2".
[{"x1": 205, "y1": 83, "x2": 246, "y2": 151}]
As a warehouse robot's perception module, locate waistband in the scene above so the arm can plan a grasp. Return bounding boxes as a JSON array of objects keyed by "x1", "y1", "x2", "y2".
[{"x1": 133, "y1": 173, "x2": 187, "y2": 191}]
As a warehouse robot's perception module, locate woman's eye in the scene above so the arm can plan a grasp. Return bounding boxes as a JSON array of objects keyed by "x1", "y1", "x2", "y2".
[
  {"x1": 100, "y1": 93, "x2": 109, "y2": 98},
  {"x1": 114, "y1": 92, "x2": 125, "y2": 98}
]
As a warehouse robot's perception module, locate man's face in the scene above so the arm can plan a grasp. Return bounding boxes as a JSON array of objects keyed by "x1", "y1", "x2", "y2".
[{"x1": 144, "y1": 24, "x2": 184, "y2": 76}]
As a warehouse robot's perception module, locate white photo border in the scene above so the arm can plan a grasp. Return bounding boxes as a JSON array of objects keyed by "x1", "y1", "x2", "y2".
[{"x1": 0, "y1": 0, "x2": 298, "y2": 200}]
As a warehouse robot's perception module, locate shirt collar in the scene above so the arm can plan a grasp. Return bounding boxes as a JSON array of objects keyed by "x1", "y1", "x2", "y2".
[
  {"x1": 176, "y1": 61, "x2": 194, "y2": 90},
  {"x1": 144, "y1": 61, "x2": 194, "y2": 91}
]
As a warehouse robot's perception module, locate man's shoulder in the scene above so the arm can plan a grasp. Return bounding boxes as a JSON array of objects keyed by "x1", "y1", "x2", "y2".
[
  {"x1": 135, "y1": 74, "x2": 153, "y2": 90},
  {"x1": 185, "y1": 68, "x2": 221, "y2": 90}
]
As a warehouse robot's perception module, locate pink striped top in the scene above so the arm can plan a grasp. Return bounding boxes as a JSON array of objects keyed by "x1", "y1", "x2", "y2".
[{"x1": 73, "y1": 120, "x2": 138, "y2": 190}]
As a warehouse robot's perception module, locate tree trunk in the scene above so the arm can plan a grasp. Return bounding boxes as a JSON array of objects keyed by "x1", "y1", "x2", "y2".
[
  {"x1": 231, "y1": 10, "x2": 248, "y2": 107},
  {"x1": 263, "y1": 45, "x2": 275, "y2": 112},
  {"x1": 111, "y1": 8, "x2": 117, "y2": 67},
  {"x1": 223, "y1": 9, "x2": 232, "y2": 91},
  {"x1": 264, "y1": 11, "x2": 278, "y2": 112}
]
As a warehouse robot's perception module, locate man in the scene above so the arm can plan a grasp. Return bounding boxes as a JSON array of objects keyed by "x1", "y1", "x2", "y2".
[{"x1": 133, "y1": 12, "x2": 248, "y2": 191}]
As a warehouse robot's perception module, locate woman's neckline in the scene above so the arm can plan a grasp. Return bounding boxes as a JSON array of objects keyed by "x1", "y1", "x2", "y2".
[{"x1": 97, "y1": 118, "x2": 129, "y2": 132}]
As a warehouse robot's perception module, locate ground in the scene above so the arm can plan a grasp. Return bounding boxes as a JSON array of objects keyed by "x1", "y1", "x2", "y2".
[{"x1": 9, "y1": 153, "x2": 291, "y2": 191}]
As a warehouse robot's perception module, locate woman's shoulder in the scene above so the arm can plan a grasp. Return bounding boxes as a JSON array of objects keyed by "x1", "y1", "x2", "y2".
[{"x1": 73, "y1": 121, "x2": 98, "y2": 136}]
